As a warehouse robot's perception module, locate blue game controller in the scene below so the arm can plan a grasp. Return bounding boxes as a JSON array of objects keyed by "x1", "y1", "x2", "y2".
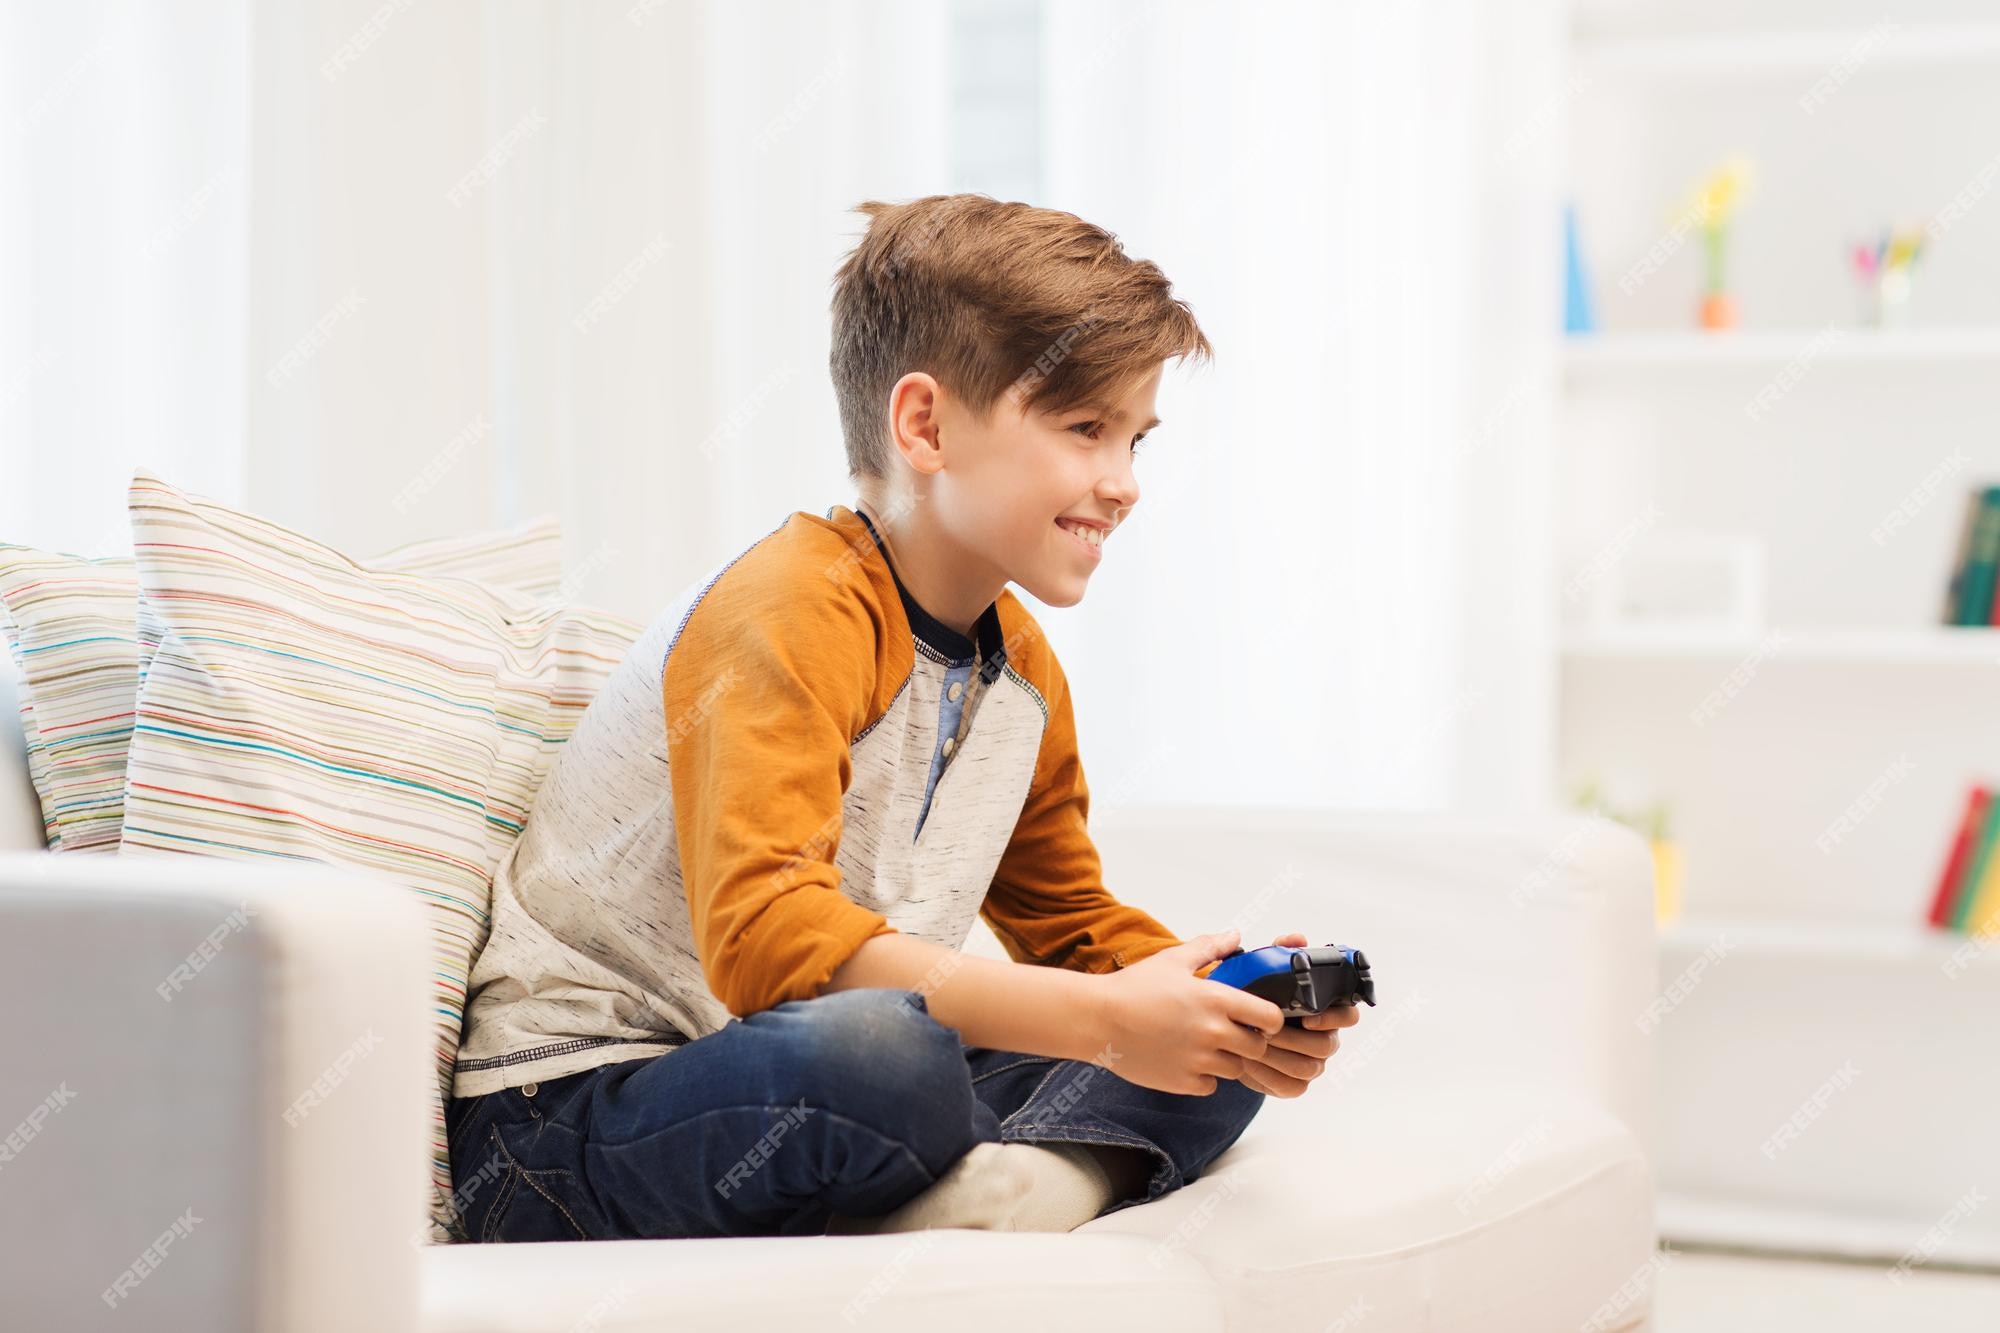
[{"x1": 1206, "y1": 945, "x2": 1376, "y2": 1022}]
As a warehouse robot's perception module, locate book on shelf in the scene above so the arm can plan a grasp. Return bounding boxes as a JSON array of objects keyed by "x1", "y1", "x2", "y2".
[
  {"x1": 1942, "y1": 485, "x2": 2000, "y2": 625},
  {"x1": 1929, "y1": 782, "x2": 2000, "y2": 934}
]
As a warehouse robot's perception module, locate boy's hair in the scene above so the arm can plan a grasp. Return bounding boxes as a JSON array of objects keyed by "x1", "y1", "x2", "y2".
[{"x1": 829, "y1": 193, "x2": 1212, "y2": 484}]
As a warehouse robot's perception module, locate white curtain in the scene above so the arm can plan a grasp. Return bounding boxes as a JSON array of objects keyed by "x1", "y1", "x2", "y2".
[
  {"x1": 1035, "y1": 0, "x2": 1561, "y2": 812},
  {"x1": 0, "y1": 0, "x2": 947, "y2": 605},
  {"x1": 0, "y1": 0, "x2": 1561, "y2": 813},
  {"x1": 0, "y1": 1, "x2": 249, "y2": 556},
  {"x1": 480, "y1": 0, "x2": 953, "y2": 610}
]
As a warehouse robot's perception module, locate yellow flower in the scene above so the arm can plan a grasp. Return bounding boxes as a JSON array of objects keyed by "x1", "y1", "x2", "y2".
[{"x1": 1676, "y1": 154, "x2": 1754, "y2": 231}]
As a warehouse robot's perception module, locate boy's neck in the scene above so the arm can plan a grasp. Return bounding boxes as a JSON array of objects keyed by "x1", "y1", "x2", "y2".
[{"x1": 851, "y1": 493, "x2": 1003, "y2": 644}]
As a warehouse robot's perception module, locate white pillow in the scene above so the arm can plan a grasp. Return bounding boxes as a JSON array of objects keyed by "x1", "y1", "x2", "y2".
[
  {"x1": 119, "y1": 471, "x2": 642, "y2": 1243},
  {"x1": 0, "y1": 517, "x2": 565, "y2": 852}
]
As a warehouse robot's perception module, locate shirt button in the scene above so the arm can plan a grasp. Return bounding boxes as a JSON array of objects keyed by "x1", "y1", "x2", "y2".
[
  {"x1": 948, "y1": 681, "x2": 964, "y2": 702},
  {"x1": 941, "y1": 736, "x2": 956, "y2": 757}
]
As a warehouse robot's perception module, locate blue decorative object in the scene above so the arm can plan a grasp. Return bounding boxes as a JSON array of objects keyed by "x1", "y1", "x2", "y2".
[{"x1": 1564, "y1": 202, "x2": 1596, "y2": 334}]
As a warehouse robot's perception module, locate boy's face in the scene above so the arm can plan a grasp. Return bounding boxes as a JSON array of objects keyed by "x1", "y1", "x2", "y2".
[{"x1": 911, "y1": 363, "x2": 1160, "y2": 612}]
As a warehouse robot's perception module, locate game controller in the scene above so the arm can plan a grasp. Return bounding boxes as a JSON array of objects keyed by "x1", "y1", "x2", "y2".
[{"x1": 1206, "y1": 944, "x2": 1376, "y2": 1022}]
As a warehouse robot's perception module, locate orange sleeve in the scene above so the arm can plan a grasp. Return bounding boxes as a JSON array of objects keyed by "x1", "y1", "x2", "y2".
[
  {"x1": 663, "y1": 572, "x2": 899, "y2": 1019},
  {"x1": 979, "y1": 648, "x2": 1184, "y2": 974}
]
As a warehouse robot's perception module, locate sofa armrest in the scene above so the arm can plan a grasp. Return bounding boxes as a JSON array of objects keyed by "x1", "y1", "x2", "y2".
[
  {"x1": 1080, "y1": 807, "x2": 1660, "y2": 1158},
  {"x1": 0, "y1": 852, "x2": 432, "y2": 1333}
]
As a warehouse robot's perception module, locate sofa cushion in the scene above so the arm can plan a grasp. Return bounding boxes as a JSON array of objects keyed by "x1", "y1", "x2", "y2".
[
  {"x1": 0, "y1": 515, "x2": 566, "y2": 853},
  {"x1": 118, "y1": 471, "x2": 642, "y2": 1242},
  {"x1": 1078, "y1": 1083, "x2": 1658, "y2": 1333},
  {"x1": 413, "y1": 1087, "x2": 1652, "y2": 1333}
]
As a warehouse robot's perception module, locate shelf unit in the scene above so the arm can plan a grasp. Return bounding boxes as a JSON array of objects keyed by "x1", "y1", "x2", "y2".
[
  {"x1": 1565, "y1": 328, "x2": 2000, "y2": 370},
  {"x1": 1559, "y1": 0, "x2": 2000, "y2": 1269},
  {"x1": 1574, "y1": 23, "x2": 2000, "y2": 78},
  {"x1": 1662, "y1": 914, "x2": 1997, "y2": 963},
  {"x1": 1562, "y1": 626, "x2": 2000, "y2": 665}
]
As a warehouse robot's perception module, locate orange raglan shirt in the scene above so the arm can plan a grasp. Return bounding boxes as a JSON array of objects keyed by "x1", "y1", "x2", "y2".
[{"x1": 454, "y1": 502, "x2": 1183, "y2": 1096}]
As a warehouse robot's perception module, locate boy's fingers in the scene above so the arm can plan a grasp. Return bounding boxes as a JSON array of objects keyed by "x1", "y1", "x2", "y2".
[
  {"x1": 1219, "y1": 990, "x2": 1285, "y2": 1035},
  {"x1": 1242, "y1": 1061, "x2": 1309, "y2": 1098},
  {"x1": 1182, "y1": 928, "x2": 1242, "y2": 966},
  {"x1": 1266, "y1": 1025, "x2": 1337, "y2": 1058},
  {"x1": 1213, "y1": 1018, "x2": 1272, "y2": 1062},
  {"x1": 1304, "y1": 1004, "x2": 1361, "y2": 1030},
  {"x1": 1251, "y1": 1044, "x2": 1328, "y2": 1080}
]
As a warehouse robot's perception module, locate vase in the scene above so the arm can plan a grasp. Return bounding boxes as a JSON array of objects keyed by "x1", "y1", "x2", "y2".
[{"x1": 1650, "y1": 838, "x2": 1683, "y2": 925}]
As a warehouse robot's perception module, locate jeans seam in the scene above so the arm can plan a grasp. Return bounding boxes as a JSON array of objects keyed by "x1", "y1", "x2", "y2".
[
  {"x1": 1000, "y1": 1123, "x2": 1156, "y2": 1154},
  {"x1": 967, "y1": 1055, "x2": 1054, "y2": 1086},
  {"x1": 998, "y1": 1061, "x2": 1066, "y2": 1132},
  {"x1": 479, "y1": 1126, "x2": 522, "y2": 1243},
  {"x1": 488, "y1": 1120, "x2": 593, "y2": 1241},
  {"x1": 516, "y1": 1167, "x2": 592, "y2": 1240}
]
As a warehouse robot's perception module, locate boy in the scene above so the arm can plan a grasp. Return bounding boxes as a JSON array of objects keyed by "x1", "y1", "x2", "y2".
[{"x1": 446, "y1": 193, "x2": 1358, "y2": 1243}]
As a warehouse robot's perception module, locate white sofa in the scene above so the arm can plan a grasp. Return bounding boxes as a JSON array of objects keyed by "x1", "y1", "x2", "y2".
[{"x1": 0, "y1": 661, "x2": 1661, "y2": 1332}]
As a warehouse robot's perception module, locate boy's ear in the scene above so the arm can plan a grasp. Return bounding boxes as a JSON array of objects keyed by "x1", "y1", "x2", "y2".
[{"x1": 887, "y1": 371, "x2": 946, "y2": 477}]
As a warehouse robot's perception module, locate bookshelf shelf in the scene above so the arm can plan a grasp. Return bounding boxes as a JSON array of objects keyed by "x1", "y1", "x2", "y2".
[
  {"x1": 1561, "y1": 626, "x2": 2000, "y2": 666},
  {"x1": 1652, "y1": 913, "x2": 2000, "y2": 1266},
  {"x1": 1563, "y1": 328, "x2": 2000, "y2": 373},
  {"x1": 1661, "y1": 915, "x2": 1995, "y2": 965},
  {"x1": 1574, "y1": 24, "x2": 2000, "y2": 79}
]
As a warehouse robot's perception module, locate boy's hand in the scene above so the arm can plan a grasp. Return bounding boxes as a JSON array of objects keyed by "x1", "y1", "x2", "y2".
[
  {"x1": 1231, "y1": 931, "x2": 1364, "y2": 1099},
  {"x1": 1095, "y1": 928, "x2": 1285, "y2": 1096}
]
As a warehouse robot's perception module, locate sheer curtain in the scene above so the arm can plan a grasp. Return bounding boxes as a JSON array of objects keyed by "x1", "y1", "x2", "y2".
[
  {"x1": 479, "y1": 0, "x2": 954, "y2": 612},
  {"x1": 0, "y1": 0, "x2": 1560, "y2": 812},
  {"x1": 1035, "y1": 0, "x2": 1561, "y2": 812},
  {"x1": 0, "y1": 1, "x2": 249, "y2": 556},
  {"x1": 485, "y1": 0, "x2": 1564, "y2": 812}
]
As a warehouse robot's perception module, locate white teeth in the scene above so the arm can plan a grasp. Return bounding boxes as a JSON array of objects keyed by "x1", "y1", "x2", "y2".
[{"x1": 1059, "y1": 520, "x2": 1104, "y2": 547}]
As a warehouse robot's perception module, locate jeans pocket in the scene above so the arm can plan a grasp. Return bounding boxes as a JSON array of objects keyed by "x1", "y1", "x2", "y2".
[
  {"x1": 477, "y1": 1133, "x2": 523, "y2": 1243},
  {"x1": 445, "y1": 1094, "x2": 509, "y2": 1240},
  {"x1": 482, "y1": 1120, "x2": 603, "y2": 1243}
]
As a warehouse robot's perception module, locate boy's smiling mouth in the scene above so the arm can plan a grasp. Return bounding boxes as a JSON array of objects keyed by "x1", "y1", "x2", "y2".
[{"x1": 1055, "y1": 516, "x2": 1108, "y2": 559}]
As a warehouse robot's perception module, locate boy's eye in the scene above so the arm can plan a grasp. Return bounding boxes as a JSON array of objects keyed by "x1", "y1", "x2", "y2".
[{"x1": 1068, "y1": 419, "x2": 1148, "y2": 457}]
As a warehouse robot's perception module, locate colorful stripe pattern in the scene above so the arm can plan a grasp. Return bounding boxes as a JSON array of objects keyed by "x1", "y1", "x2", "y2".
[
  {"x1": 0, "y1": 550, "x2": 132, "y2": 851},
  {"x1": 0, "y1": 520, "x2": 567, "y2": 853},
  {"x1": 117, "y1": 472, "x2": 640, "y2": 1243}
]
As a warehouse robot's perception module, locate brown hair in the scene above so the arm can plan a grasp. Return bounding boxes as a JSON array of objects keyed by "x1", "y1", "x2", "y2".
[{"x1": 829, "y1": 193, "x2": 1212, "y2": 483}]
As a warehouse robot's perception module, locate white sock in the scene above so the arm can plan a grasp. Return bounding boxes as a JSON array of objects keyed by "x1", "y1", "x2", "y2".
[
  {"x1": 1002, "y1": 1141, "x2": 1141, "y2": 1232},
  {"x1": 824, "y1": 1141, "x2": 1035, "y2": 1234},
  {"x1": 823, "y1": 1141, "x2": 1151, "y2": 1235}
]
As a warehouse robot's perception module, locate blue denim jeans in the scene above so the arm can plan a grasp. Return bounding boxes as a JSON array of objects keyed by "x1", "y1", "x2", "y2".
[{"x1": 444, "y1": 986, "x2": 1266, "y2": 1242}]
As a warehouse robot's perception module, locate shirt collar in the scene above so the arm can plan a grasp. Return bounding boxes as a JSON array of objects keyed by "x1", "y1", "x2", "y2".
[{"x1": 838, "y1": 504, "x2": 1008, "y2": 684}]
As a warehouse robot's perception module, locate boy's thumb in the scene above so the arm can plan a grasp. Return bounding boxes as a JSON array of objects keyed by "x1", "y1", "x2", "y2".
[{"x1": 1178, "y1": 928, "x2": 1242, "y2": 972}]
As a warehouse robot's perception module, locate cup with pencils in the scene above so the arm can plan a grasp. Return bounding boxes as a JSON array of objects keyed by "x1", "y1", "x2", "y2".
[{"x1": 1852, "y1": 224, "x2": 1926, "y2": 328}]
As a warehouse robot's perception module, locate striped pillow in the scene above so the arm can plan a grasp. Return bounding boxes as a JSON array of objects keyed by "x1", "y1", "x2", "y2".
[
  {"x1": 120, "y1": 471, "x2": 642, "y2": 1243},
  {"x1": 0, "y1": 521, "x2": 566, "y2": 853}
]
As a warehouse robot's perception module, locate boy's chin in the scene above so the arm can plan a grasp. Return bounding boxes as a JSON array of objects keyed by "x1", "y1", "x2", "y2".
[{"x1": 1013, "y1": 569, "x2": 1089, "y2": 609}]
